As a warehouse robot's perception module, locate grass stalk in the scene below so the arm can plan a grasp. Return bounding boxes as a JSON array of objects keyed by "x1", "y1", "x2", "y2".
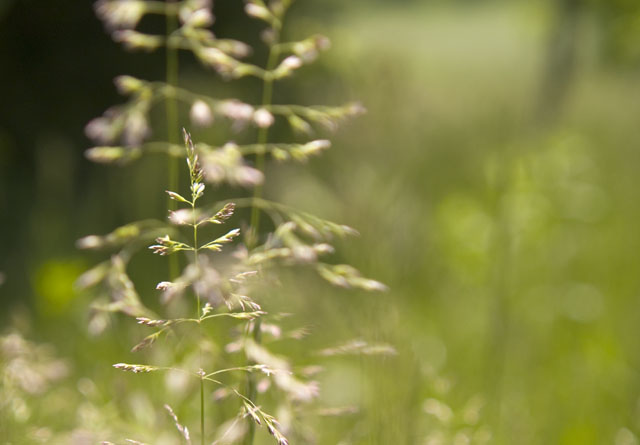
[
  {"x1": 248, "y1": 30, "x2": 281, "y2": 248},
  {"x1": 192, "y1": 197, "x2": 205, "y2": 445},
  {"x1": 166, "y1": 0, "x2": 180, "y2": 281},
  {"x1": 245, "y1": 27, "x2": 281, "y2": 445}
]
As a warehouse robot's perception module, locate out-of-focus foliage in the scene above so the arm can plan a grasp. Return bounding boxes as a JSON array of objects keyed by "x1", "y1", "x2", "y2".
[
  {"x1": 588, "y1": 0, "x2": 640, "y2": 64},
  {"x1": 2, "y1": 0, "x2": 640, "y2": 444}
]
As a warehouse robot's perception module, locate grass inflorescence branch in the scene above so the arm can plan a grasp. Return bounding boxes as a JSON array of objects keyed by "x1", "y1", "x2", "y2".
[{"x1": 79, "y1": 1, "x2": 389, "y2": 444}]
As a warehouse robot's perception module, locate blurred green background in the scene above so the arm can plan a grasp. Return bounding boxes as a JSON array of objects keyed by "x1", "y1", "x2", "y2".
[{"x1": 2, "y1": 0, "x2": 640, "y2": 443}]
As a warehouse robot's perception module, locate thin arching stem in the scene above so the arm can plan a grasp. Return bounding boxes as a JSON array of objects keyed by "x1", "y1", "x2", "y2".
[
  {"x1": 191, "y1": 194, "x2": 206, "y2": 445},
  {"x1": 248, "y1": 33, "x2": 281, "y2": 248},
  {"x1": 166, "y1": 0, "x2": 180, "y2": 280},
  {"x1": 245, "y1": 22, "x2": 283, "y2": 445},
  {"x1": 167, "y1": 2, "x2": 202, "y2": 438}
]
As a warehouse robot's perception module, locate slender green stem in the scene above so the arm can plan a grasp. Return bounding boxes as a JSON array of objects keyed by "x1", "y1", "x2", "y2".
[
  {"x1": 205, "y1": 365, "x2": 264, "y2": 378},
  {"x1": 135, "y1": 367, "x2": 259, "y2": 410},
  {"x1": 248, "y1": 30, "x2": 281, "y2": 249},
  {"x1": 200, "y1": 378, "x2": 205, "y2": 445},
  {"x1": 191, "y1": 197, "x2": 205, "y2": 445},
  {"x1": 168, "y1": 2, "x2": 202, "y2": 440},
  {"x1": 245, "y1": 24, "x2": 282, "y2": 445},
  {"x1": 146, "y1": 1, "x2": 180, "y2": 15},
  {"x1": 166, "y1": 0, "x2": 180, "y2": 282}
]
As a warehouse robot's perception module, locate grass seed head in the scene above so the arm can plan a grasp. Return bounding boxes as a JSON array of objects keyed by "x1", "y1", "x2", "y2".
[{"x1": 113, "y1": 363, "x2": 157, "y2": 373}]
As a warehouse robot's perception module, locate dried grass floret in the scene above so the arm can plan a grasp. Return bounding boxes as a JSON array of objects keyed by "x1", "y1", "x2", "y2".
[
  {"x1": 95, "y1": 0, "x2": 146, "y2": 31},
  {"x1": 165, "y1": 404, "x2": 192, "y2": 444},
  {"x1": 318, "y1": 339, "x2": 397, "y2": 357},
  {"x1": 136, "y1": 317, "x2": 170, "y2": 327},
  {"x1": 113, "y1": 363, "x2": 158, "y2": 373}
]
